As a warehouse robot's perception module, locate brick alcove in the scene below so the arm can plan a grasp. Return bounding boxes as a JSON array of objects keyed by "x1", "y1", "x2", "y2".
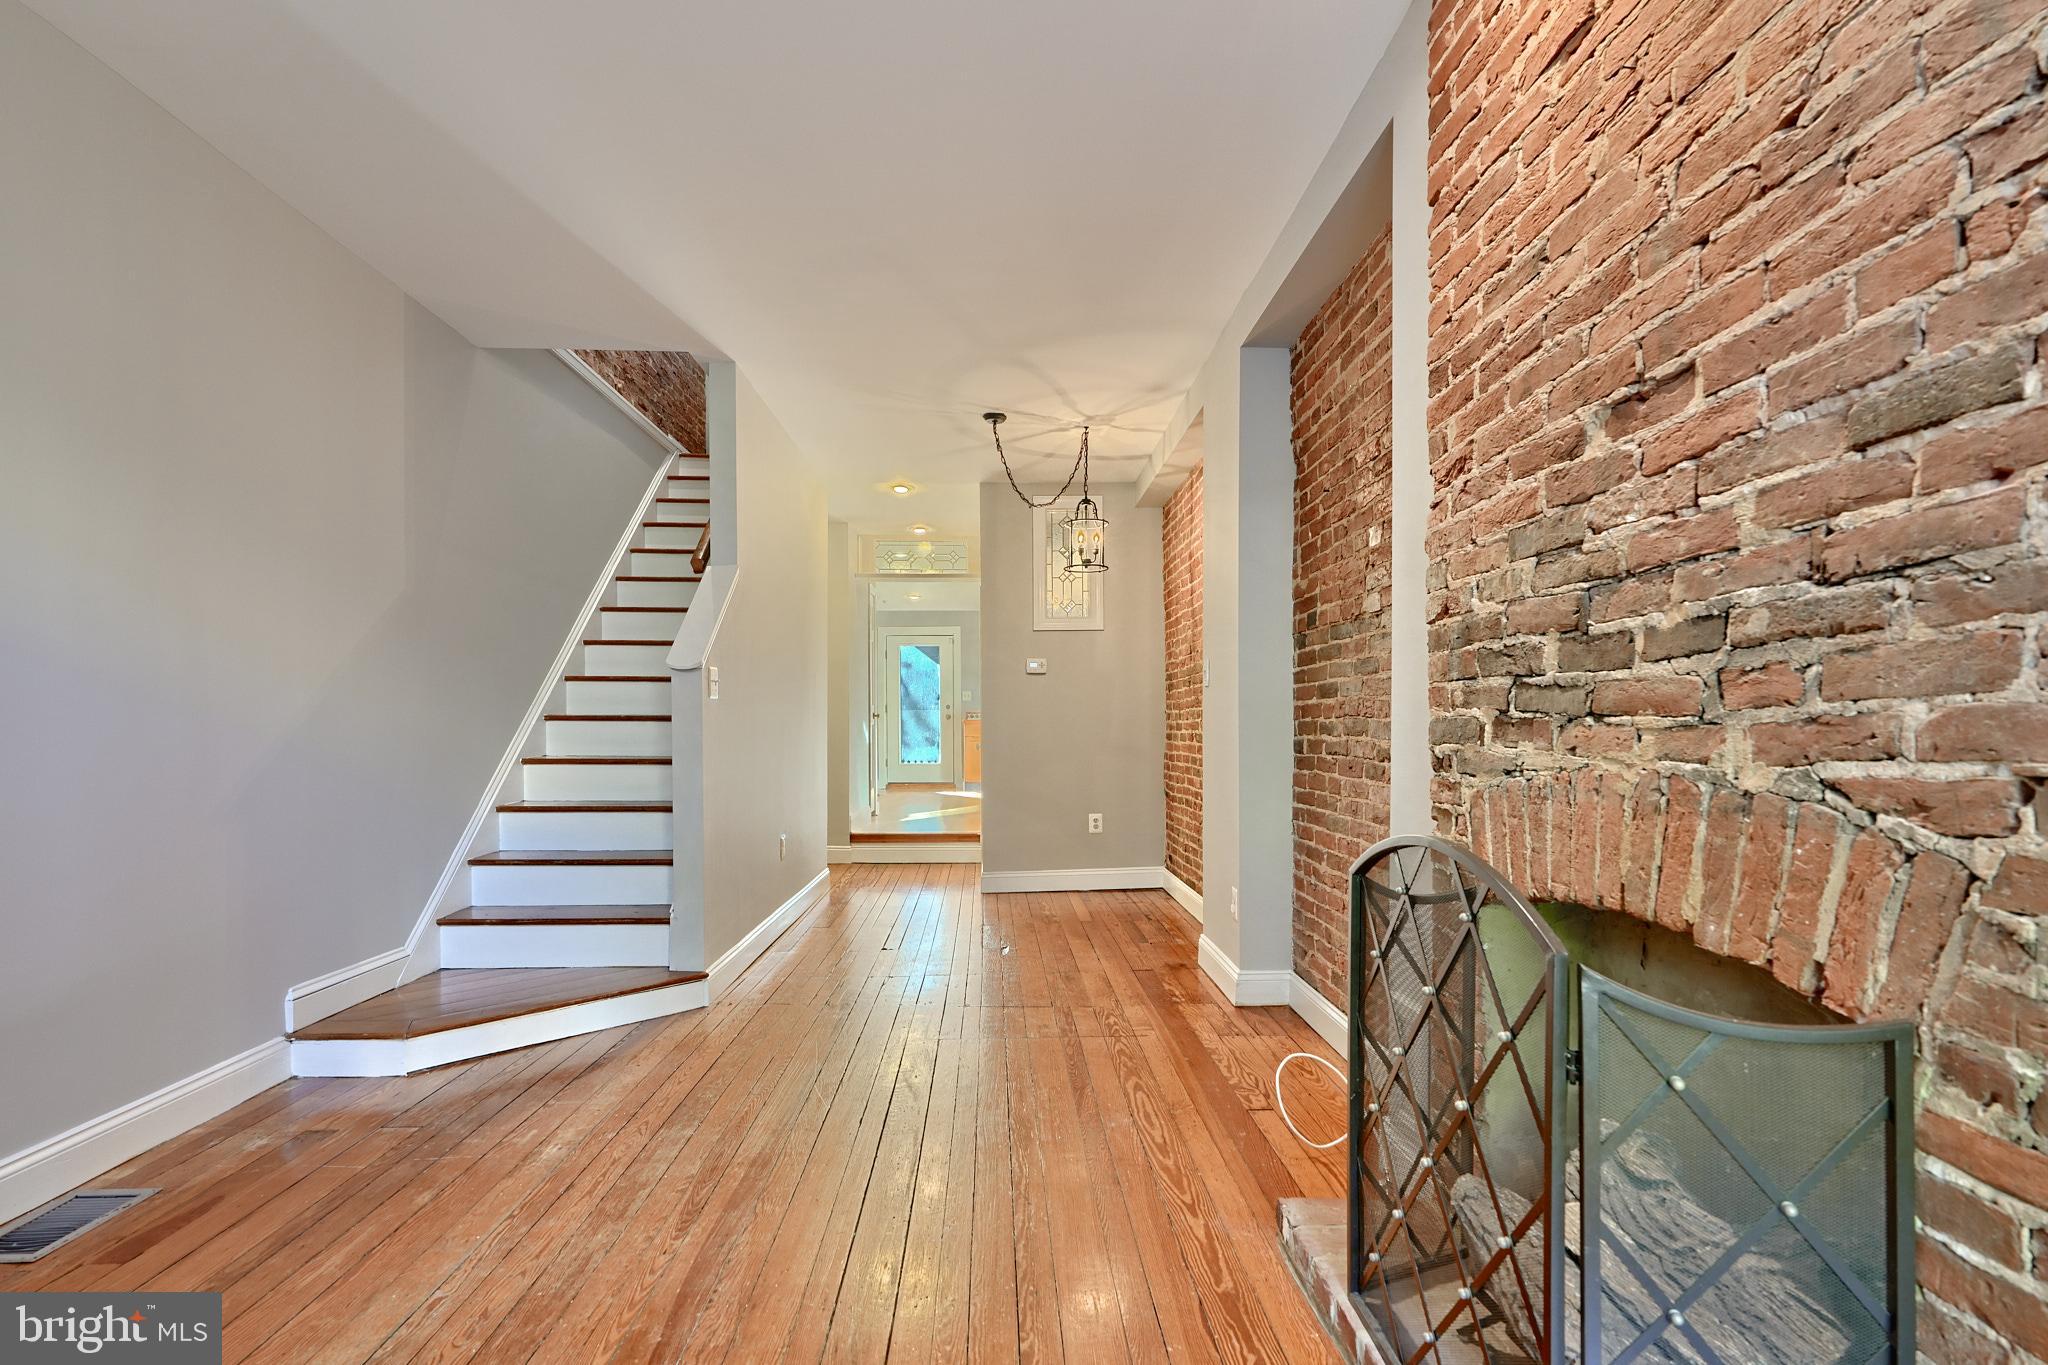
[{"x1": 1416, "y1": 0, "x2": 2048, "y2": 1351}]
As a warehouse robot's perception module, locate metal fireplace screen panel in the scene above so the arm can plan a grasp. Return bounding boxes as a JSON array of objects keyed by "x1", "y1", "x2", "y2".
[
  {"x1": 1348, "y1": 836, "x2": 1571, "y2": 1365},
  {"x1": 1578, "y1": 970, "x2": 1915, "y2": 1365}
]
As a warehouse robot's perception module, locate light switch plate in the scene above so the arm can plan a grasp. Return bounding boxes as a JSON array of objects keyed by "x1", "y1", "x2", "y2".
[
  {"x1": 707, "y1": 665, "x2": 720, "y2": 700},
  {"x1": 1025, "y1": 658, "x2": 1047, "y2": 674}
]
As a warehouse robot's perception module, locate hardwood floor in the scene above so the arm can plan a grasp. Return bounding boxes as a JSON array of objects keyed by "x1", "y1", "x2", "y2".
[{"x1": 1, "y1": 865, "x2": 1349, "y2": 1363}]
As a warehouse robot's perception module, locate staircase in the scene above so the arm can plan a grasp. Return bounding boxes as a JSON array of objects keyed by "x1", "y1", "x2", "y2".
[{"x1": 288, "y1": 451, "x2": 715, "y2": 1076}]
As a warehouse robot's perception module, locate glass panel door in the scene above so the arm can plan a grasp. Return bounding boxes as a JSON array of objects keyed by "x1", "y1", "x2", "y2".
[{"x1": 883, "y1": 631, "x2": 957, "y2": 785}]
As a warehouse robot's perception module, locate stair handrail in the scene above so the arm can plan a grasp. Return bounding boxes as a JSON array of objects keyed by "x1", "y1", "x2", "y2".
[{"x1": 690, "y1": 521, "x2": 711, "y2": 576}]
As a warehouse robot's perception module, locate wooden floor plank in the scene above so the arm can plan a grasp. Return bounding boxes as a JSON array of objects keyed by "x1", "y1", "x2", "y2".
[{"x1": 0, "y1": 866, "x2": 1342, "y2": 1365}]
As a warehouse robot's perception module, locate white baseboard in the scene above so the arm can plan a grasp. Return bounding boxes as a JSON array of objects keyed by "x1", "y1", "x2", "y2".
[
  {"x1": 1162, "y1": 868, "x2": 1203, "y2": 924},
  {"x1": 285, "y1": 949, "x2": 408, "y2": 1032},
  {"x1": 706, "y1": 868, "x2": 829, "y2": 1000},
  {"x1": 980, "y1": 865, "x2": 1166, "y2": 894},
  {"x1": 1195, "y1": 933, "x2": 1292, "y2": 1005},
  {"x1": 831, "y1": 842, "x2": 982, "y2": 864},
  {"x1": 1289, "y1": 974, "x2": 1347, "y2": 1053},
  {"x1": 0, "y1": 1038, "x2": 290, "y2": 1223}
]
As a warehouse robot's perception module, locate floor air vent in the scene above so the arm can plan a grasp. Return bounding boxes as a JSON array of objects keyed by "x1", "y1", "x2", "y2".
[{"x1": 0, "y1": 1189, "x2": 157, "y2": 1262}]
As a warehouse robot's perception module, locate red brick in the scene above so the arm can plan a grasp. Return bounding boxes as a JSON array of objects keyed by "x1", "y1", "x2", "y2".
[
  {"x1": 1750, "y1": 713, "x2": 1901, "y2": 765},
  {"x1": 1751, "y1": 453, "x2": 1915, "y2": 529},
  {"x1": 1696, "y1": 284, "x2": 1848, "y2": 394},
  {"x1": 1720, "y1": 660, "x2": 1805, "y2": 709},
  {"x1": 1727, "y1": 792, "x2": 1792, "y2": 964},
  {"x1": 1726, "y1": 582, "x2": 1890, "y2": 646},
  {"x1": 1915, "y1": 404, "x2": 2048, "y2": 492},
  {"x1": 1673, "y1": 536, "x2": 1816, "y2": 599},
  {"x1": 1919, "y1": 1176, "x2": 2025, "y2": 1270},
  {"x1": 1821, "y1": 828, "x2": 1907, "y2": 1016},
  {"x1": 1624, "y1": 509, "x2": 1741, "y2": 570},
  {"x1": 1697, "y1": 414, "x2": 1845, "y2": 494},
  {"x1": 1875, "y1": 852, "x2": 1973, "y2": 1014},
  {"x1": 1653, "y1": 777, "x2": 1706, "y2": 931},
  {"x1": 1918, "y1": 1235, "x2": 2048, "y2": 1357},
  {"x1": 1770, "y1": 801, "x2": 1845, "y2": 990},
  {"x1": 1855, "y1": 223, "x2": 1961, "y2": 314},
  {"x1": 1920, "y1": 702, "x2": 2048, "y2": 764},
  {"x1": 1927, "y1": 248, "x2": 2048, "y2": 354},
  {"x1": 1591, "y1": 675, "x2": 1704, "y2": 718},
  {"x1": 1819, "y1": 631, "x2": 2024, "y2": 701},
  {"x1": 1921, "y1": 1111, "x2": 2048, "y2": 1209},
  {"x1": 1913, "y1": 562, "x2": 2048, "y2": 625},
  {"x1": 1829, "y1": 775, "x2": 2022, "y2": 837},
  {"x1": 1637, "y1": 389, "x2": 1765, "y2": 476},
  {"x1": 1982, "y1": 854, "x2": 2048, "y2": 914},
  {"x1": 1767, "y1": 315, "x2": 1920, "y2": 415},
  {"x1": 1693, "y1": 788, "x2": 1751, "y2": 955}
]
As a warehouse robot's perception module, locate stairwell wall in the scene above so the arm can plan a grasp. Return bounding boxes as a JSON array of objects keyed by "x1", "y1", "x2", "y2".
[
  {"x1": 690, "y1": 363, "x2": 831, "y2": 966},
  {"x1": 0, "y1": 0, "x2": 668, "y2": 1180}
]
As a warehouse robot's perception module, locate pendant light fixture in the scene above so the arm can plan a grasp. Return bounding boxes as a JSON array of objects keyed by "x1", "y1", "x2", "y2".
[{"x1": 984, "y1": 412, "x2": 1109, "y2": 575}]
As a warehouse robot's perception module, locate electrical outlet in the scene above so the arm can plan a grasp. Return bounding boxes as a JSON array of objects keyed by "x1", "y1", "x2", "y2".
[
  {"x1": 1087, "y1": 813, "x2": 1103, "y2": 834},
  {"x1": 1230, "y1": 887, "x2": 1239, "y2": 922},
  {"x1": 779, "y1": 832, "x2": 787, "y2": 861}
]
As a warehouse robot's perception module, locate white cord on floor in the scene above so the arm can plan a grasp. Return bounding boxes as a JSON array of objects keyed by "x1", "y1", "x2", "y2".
[{"x1": 1274, "y1": 1051, "x2": 1347, "y2": 1149}]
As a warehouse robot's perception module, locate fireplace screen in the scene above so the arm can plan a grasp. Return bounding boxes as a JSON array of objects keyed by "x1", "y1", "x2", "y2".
[{"x1": 1346, "y1": 837, "x2": 1915, "y2": 1365}]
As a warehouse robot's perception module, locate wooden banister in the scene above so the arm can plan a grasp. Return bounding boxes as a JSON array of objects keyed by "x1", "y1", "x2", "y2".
[{"x1": 690, "y1": 522, "x2": 711, "y2": 575}]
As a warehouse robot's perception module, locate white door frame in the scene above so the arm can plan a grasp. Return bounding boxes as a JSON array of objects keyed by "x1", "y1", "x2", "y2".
[{"x1": 879, "y1": 627, "x2": 961, "y2": 786}]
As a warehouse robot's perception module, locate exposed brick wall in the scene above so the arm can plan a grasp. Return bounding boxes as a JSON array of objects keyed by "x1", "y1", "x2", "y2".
[
  {"x1": 1163, "y1": 464, "x2": 1205, "y2": 894},
  {"x1": 1426, "y1": 0, "x2": 2048, "y2": 1350},
  {"x1": 573, "y1": 349, "x2": 707, "y2": 454},
  {"x1": 1293, "y1": 229, "x2": 1395, "y2": 1005}
]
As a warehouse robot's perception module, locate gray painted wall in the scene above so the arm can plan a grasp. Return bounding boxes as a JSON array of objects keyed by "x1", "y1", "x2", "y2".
[
  {"x1": 979, "y1": 483, "x2": 1164, "y2": 874},
  {"x1": 0, "y1": 0, "x2": 666, "y2": 1161},
  {"x1": 696, "y1": 365, "x2": 829, "y2": 962}
]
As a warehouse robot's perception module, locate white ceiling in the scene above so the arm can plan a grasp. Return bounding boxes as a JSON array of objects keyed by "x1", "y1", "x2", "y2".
[{"x1": 27, "y1": 0, "x2": 1400, "y2": 519}]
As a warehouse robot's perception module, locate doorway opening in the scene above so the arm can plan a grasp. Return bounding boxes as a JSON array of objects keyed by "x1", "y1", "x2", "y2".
[{"x1": 852, "y1": 576, "x2": 981, "y2": 848}]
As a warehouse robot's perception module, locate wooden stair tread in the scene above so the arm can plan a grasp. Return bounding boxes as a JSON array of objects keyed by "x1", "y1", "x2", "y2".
[
  {"x1": 641, "y1": 520, "x2": 708, "y2": 527},
  {"x1": 626, "y1": 546, "x2": 696, "y2": 554},
  {"x1": 437, "y1": 904, "x2": 669, "y2": 926},
  {"x1": 563, "y1": 674, "x2": 668, "y2": 683},
  {"x1": 523, "y1": 755, "x2": 672, "y2": 765},
  {"x1": 654, "y1": 496, "x2": 711, "y2": 504},
  {"x1": 582, "y1": 638, "x2": 673, "y2": 646},
  {"x1": 542, "y1": 713, "x2": 670, "y2": 722},
  {"x1": 600, "y1": 605, "x2": 686, "y2": 613},
  {"x1": 288, "y1": 967, "x2": 702, "y2": 1041},
  {"x1": 848, "y1": 830, "x2": 982, "y2": 844},
  {"x1": 467, "y1": 849, "x2": 672, "y2": 866},
  {"x1": 614, "y1": 575, "x2": 702, "y2": 583},
  {"x1": 495, "y1": 800, "x2": 672, "y2": 812}
]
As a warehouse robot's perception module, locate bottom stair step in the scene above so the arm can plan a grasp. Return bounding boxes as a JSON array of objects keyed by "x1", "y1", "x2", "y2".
[{"x1": 288, "y1": 967, "x2": 705, "y2": 1077}]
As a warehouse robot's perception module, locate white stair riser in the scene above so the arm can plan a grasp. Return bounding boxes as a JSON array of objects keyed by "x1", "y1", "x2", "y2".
[
  {"x1": 291, "y1": 979, "x2": 708, "y2": 1076},
  {"x1": 470, "y1": 862, "x2": 671, "y2": 906},
  {"x1": 600, "y1": 610, "x2": 686, "y2": 641},
  {"x1": 650, "y1": 503, "x2": 710, "y2": 524},
  {"x1": 583, "y1": 642, "x2": 669, "y2": 673},
  {"x1": 564, "y1": 680, "x2": 669, "y2": 714},
  {"x1": 545, "y1": 718, "x2": 670, "y2": 755},
  {"x1": 523, "y1": 763, "x2": 672, "y2": 802},
  {"x1": 638, "y1": 524, "x2": 705, "y2": 550},
  {"x1": 439, "y1": 923, "x2": 670, "y2": 968},
  {"x1": 615, "y1": 580, "x2": 698, "y2": 609},
  {"x1": 498, "y1": 808, "x2": 671, "y2": 851},
  {"x1": 628, "y1": 551, "x2": 695, "y2": 576}
]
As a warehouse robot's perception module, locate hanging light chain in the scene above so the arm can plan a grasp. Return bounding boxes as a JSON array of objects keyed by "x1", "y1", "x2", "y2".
[{"x1": 989, "y1": 414, "x2": 1091, "y2": 510}]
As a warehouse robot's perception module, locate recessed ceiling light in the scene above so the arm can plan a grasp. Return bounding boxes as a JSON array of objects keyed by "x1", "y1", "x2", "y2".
[
  {"x1": 890, "y1": 482, "x2": 914, "y2": 496},
  {"x1": 909, "y1": 524, "x2": 931, "y2": 535},
  {"x1": 907, "y1": 593, "x2": 922, "y2": 601}
]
